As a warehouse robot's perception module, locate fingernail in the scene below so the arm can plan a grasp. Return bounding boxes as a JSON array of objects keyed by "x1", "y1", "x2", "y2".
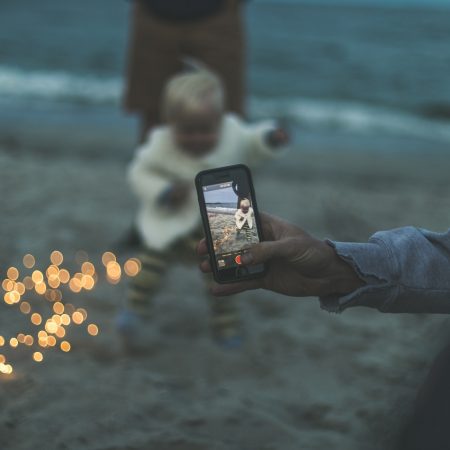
[{"x1": 241, "y1": 252, "x2": 253, "y2": 264}]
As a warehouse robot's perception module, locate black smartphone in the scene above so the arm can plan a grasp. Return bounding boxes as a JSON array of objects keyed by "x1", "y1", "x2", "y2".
[{"x1": 195, "y1": 164, "x2": 266, "y2": 284}]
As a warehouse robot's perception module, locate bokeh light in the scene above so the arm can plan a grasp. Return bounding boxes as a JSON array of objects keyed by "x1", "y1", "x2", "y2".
[
  {"x1": 50, "y1": 250, "x2": 64, "y2": 266},
  {"x1": 101, "y1": 251, "x2": 116, "y2": 267},
  {"x1": 23, "y1": 254, "x2": 35, "y2": 269},
  {"x1": 60, "y1": 341, "x2": 71, "y2": 352},
  {"x1": 72, "y1": 311, "x2": 84, "y2": 325},
  {"x1": 7, "y1": 267, "x2": 19, "y2": 281},
  {"x1": 31, "y1": 313, "x2": 42, "y2": 326},
  {"x1": 20, "y1": 301, "x2": 31, "y2": 314},
  {"x1": 31, "y1": 270, "x2": 44, "y2": 284},
  {"x1": 87, "y1": 324, "x2": 99, "y2": 336},
  {"x1": 1, "y1": 249, "x2": 129, "y2": 372},
  {"x1": 33, "y1": 352, "x2": 43, "y2": 362},
  {"x1": 53, "y1": 302, "x2": 64, "y2": 315},
  {"x1": 124, "y1": 258, "x2": 141, "y2": 277}
]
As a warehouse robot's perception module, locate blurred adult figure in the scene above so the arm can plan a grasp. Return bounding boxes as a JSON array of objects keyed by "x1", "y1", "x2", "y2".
[{"x1": 123, "y1": 0, "x2": 246, "y2": 142}]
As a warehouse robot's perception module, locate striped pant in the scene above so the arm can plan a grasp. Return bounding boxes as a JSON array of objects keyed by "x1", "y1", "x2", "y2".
[
  {"x1": 238, "y1": 221, "x2": 253, "y2": 242},
  {"x1": 128, "y1": 230, "x2": 240, "y2": 341}
]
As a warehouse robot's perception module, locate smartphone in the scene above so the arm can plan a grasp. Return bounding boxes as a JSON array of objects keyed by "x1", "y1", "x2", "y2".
[{"x1": 195, "y1": 164, "x2": 266, "y2": 283}]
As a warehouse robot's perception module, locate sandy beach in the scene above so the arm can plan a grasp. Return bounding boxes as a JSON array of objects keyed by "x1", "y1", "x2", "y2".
[
  {"x1": 1, "y1": 122, "x2": 450, "y2": 449},
  {"x1": 207, "y1": 211, "x2": 259, "y2": 255}
]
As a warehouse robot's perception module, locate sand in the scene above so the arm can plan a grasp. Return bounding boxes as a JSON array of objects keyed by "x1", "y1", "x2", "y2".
[
  {"x1": 1, "y1": 126, "x2": 450, "y2": 450},
  {"x1": 207, "y1": 211, "x2": 259, "y2": 255}
]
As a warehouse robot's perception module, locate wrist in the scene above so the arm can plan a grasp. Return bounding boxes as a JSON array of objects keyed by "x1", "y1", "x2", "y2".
[{"x1": 322, "y1": 243, "x2": 365, "y2": 296}]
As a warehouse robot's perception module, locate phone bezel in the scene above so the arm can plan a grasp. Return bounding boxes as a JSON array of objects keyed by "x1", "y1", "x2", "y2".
[{"x1": 195, "y1": 164, "x2": 267, "y2": 284}]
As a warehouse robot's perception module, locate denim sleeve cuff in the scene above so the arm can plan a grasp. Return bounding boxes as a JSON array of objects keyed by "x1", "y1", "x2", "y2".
[{"x1": 319, "y1": 239, "x2": 398, "y2": 313}]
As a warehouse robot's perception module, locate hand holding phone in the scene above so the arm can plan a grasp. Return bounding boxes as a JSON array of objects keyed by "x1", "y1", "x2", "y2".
[
  {"x1": 196, "y1": 164, "x2": 266, "y2": 284},
  {"x1": 197, "y1": 212, "x2": 366, "y2": 298}
]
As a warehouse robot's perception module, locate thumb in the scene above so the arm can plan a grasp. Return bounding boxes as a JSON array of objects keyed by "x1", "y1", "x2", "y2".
[{"x1": 241, "y1": 240, "x2": 291, "y2": 265}]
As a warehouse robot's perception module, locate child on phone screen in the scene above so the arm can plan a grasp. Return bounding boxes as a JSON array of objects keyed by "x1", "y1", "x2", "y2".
[
  {"x1": 235, "y1": 198, "x2": 255, "y2": 242},
  {"x1": 118, "y1": 67, "x2": 289, "y2": 352}
]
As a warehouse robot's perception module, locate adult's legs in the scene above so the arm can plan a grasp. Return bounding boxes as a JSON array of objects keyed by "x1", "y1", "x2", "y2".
[
  {"x1": 183, "y1": 1, "x2": 246, "y2": 116},
  {"x1": 123, "y1": 1, "x2": 183, "y2": 142}
]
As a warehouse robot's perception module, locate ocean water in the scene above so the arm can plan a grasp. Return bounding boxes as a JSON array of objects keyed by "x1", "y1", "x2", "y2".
[{"x1": 1, "y1": 0, "x2": 450, "y2": 145}]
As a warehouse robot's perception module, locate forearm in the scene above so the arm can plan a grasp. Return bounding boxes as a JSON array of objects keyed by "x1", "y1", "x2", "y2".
[
  {"x1": 320, "y1": 227, "x2": 450, "y2": 314},
  {"x1": 320, "y1": 242, "x2": 366, "y2": 297}
]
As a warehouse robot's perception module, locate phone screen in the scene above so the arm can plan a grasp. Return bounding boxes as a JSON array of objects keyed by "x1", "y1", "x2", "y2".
[{"x1": 202, "y1": 179, "x2": 261, "y2": 272}]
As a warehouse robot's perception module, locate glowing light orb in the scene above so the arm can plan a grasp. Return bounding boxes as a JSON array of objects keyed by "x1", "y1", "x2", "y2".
[
  {"x1": 87, "y1": 324, "x2": 99, "y2": 336},
  {"x1": 23, "y1": 254, "x2": 35, "y2": 269},
  {"x1": 33, "y1": 352, "x2": 43, "y2": 362},
  {"x1": 7, "y1": 267, "x2": 19, "y2": 281},
  {"x1": 72, "y1": 311, "x2": 84, "y2": 325},
  {"x1": 19, "y1": 301, "x2": 31, "y2": 314},
  {"x1": 81, "y1": 262, "x2": 95, "y2": 276},
  {"x1": 102, "y1": 252, "x2": 116, "y2": 267},
  {"x1": 23, "y1": 276, "x2": 34, "y2": 290},
  {"x1": 50, "y1": 250, "x2": 64, "y2": 266},
  {"x1": 31, "y1": 270, "x2": 44, "y2": 284},
  {"x1": 45, "y1": 320, "x2": 58, "y2": 334},
  {"x1": 31, "y1": 313, "x2": 42, "y2": 326},
  {"x1": 60, "y1": 314, "x2": 71, "y2": 326},
  {"x1": 124, "y1": 258, "x2": 141, "y2": 277},
  {"x1": 0, "y1": 363, "x2": 13, "y2": 374},
  {"x1": 60, "y1": 341, "x2": 71, "y2": 352},
  {"x1": 58, "y1": 269, "x2": 70, "y2": 284},
  {"x1": 53, "y1": 302, "x2": 64, "y2": 315}
]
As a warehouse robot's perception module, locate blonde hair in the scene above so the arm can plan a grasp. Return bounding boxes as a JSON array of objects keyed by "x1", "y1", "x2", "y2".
[{"x1": 162, "y1": 69, "x2": 224, "y2": 121}]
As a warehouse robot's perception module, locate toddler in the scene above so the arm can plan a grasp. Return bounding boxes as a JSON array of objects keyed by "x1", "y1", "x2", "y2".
[
  {"x1": 118, "y1": 68, "x2": 289, "y2": 351},
  {"x1": 235, "y1": 198, "x2": 255, "y2": 242}
]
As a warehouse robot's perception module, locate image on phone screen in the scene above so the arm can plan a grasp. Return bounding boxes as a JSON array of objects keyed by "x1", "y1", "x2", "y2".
[{"x1": 202, "y1": 180, "x2": 260, "y2": 271}]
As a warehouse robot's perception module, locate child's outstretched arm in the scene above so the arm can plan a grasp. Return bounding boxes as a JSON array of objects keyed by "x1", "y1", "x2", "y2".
[{"x1": 240, "y1": 118, "x2": 290, "y2": 163}]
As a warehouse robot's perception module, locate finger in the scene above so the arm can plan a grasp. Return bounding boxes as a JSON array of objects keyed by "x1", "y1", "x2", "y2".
[
  {"x1": 258, "y1": 212, "x2": 277, "y2": 241},
  {"x1": 197, "y1": 238, "x2": 208, "y2": 256},
  {"x1": 199, "y1": 258, "x2": 212, "y2": 273},
  {"x1": 241, "y1": 239, "x2": 292, "y2": 266},
  {"x1": 210, "y1": 279, "x2": 263, "y2": 296}
]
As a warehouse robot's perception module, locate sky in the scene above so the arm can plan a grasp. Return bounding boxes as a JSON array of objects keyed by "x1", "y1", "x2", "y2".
[{"x1": 205, "y1": 186, "x2": 238, "y2": 205}]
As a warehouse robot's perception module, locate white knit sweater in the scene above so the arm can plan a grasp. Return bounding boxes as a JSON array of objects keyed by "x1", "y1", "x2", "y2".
[{"x1": 128, "y1": 114, "x2": 283, "y2": 250}]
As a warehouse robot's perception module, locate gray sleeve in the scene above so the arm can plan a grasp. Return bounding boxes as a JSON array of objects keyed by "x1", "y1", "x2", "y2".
[{"x1": 320, "y1": 226, "x2": 450, "y2": 314}]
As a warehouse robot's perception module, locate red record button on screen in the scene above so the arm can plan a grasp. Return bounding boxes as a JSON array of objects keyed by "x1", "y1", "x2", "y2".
[{"x1": 235, "y1": 255, "x2": 242, "y2": 265}]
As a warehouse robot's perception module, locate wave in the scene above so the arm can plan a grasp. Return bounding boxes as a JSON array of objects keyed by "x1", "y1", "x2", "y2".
[
  {"x1": 1, "y1": 65, "x2": 450, "y2": 144},
  {"x1": 0, "y1": 65, "x2": 121, "y2": 104},
  {"x1": 250, "y1": 97, "x2": 450, "y2": 144}
]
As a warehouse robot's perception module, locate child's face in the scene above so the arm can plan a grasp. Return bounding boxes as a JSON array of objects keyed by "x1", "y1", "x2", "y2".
[
  {"x1": 171, "y1": 106, "x2": 222, "y2": 158},
  {"x1": 240, "y1": 203, "x2": 249, "y2": 213}
]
